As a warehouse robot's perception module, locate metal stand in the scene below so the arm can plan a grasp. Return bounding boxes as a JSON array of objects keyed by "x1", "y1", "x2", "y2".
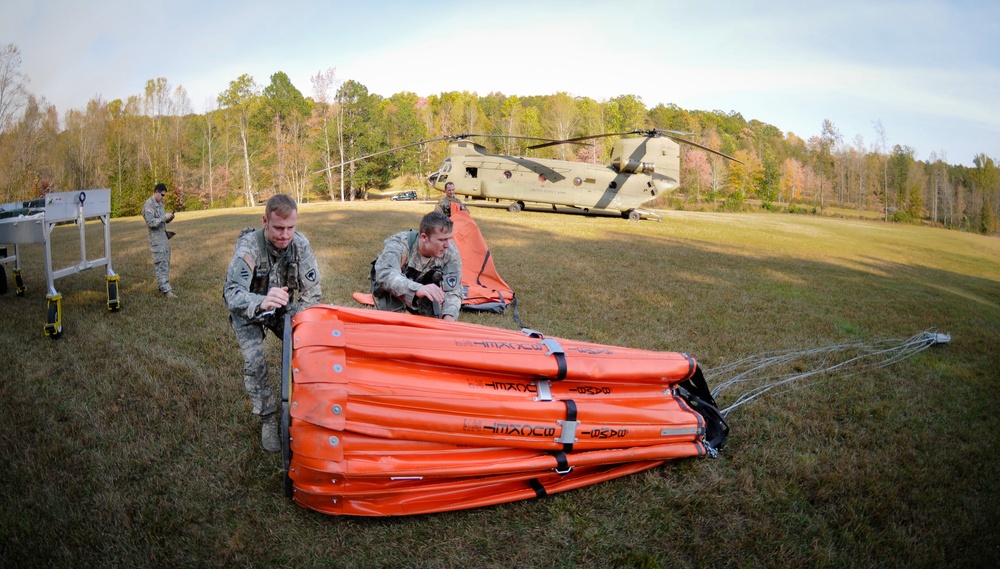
[{"x1": 0, "y1": 189, "x2": 121, "y2": 338}]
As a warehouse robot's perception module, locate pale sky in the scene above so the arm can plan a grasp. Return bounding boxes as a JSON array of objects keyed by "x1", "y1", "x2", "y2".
[{"x1": 3, "y1": 0, "x2": 998, "y2": 166}]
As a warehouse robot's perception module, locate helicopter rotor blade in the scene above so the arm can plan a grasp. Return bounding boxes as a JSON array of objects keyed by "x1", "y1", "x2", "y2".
[
  {"x1": 455, "y1": 133, "x2": 593, "y2": 145},
  {"x1": 313, "y1": 132, "x2": 601, "y2": 176},
  {"x1": 527, "y1": 128, "x2": 742, "y2": 163},
  {"x1": 664, "y1": 135, "x2": 743, "y2": 164},
  {"x1": 527, "y1": 131, "x2": 643, "y2": 150},
  {"x1": 312, "y1": 136, "x2": 449, "y2": 175},
  {"x1": 528, "y1": 129, "x2": 700, "y2": 150}
]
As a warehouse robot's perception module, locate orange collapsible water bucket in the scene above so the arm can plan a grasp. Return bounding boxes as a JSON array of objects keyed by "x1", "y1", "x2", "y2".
[{"x1": 279, "y1": 305, "x2": 727, "y2": 516}]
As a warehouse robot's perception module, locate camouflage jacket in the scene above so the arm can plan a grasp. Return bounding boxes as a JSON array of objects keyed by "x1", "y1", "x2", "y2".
[
  {"x1": 373, "y1": 230, "x2": 462, "y2": 319},
  {"x1": 142, "y1": 196, "x2": 170, "y2": 249},
  {"x1": 224, "y1": 228, "x2": 322, "y2": 322},
  {"x1": 437, "y1": 196, "x2": 465, "y2": 217}
]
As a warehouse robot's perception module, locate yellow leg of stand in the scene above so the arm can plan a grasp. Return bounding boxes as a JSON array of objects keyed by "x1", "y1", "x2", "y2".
[
  {"x1": 14, "y1": 269, "x2": 26, "y2": 296},
  {"x1": 106, "y1": 275, "x2": 121, "y2": 311},
  {"x1": 44, "y1": 294, "x2": 63, "y2": 339}
]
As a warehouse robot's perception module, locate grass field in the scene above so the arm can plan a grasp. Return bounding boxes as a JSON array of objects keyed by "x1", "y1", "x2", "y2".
[{"x1": 2, "y1": 199, "x2": 999, "y2": 568}]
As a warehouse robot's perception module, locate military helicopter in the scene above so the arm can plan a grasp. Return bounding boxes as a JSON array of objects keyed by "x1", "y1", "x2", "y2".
[{"x1": 319, "y1": 130, "x2": 739, "y2": 221}]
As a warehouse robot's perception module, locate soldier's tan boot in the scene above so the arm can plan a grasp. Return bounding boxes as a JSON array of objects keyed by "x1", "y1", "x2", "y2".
[
  {"x1": 261, "y1": 413, "x2": 280, "y2": 453},
  {"x1": 163, "y1": 290, "x2": 177, "y2": 299}
]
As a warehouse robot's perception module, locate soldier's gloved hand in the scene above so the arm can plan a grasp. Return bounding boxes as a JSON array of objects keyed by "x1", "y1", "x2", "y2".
[{"x1": 260, "y1": 286, "x2": 290, "y2": 312}]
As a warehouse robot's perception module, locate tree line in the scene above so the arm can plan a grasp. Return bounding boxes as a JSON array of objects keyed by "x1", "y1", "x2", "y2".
[{"x1": 1, "y1": 43, "x2": 997, "y2": 234}]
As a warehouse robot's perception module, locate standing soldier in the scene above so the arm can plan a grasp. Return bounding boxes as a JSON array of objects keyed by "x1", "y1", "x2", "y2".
[
  {"x1": 142, "y1": 183, "x2": 176, "y2": 298},
  {"x1": 436, "y1": 181, "x2": 466, "y2": 218},
  {"x1": 371, "y1": 210, "x2": 462, "y2": 321},
  {"x1": 223, "y1": 194, "x2": 322, "y2": 452}
]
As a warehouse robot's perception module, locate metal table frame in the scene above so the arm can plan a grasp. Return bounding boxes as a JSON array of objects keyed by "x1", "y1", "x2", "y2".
[{"x1": 0, "y1": 189, "x2": 121, "y2": 338}]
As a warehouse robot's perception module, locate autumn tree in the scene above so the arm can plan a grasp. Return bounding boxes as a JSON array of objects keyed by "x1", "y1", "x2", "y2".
[
  {"x1": 383, "y1": 91, "x2": 427, "y2": 181},
  {"x1": 196, "y1": 99, "x2": 222, "y2": 208},
  {"x1": 541, "y1": 92, "x2": 578, "y2": 160},
  {"x1": 0, "y1": 43, "x2": 29, "y2": 135},
  {"x1": 727, "y1": 148, "x2": 764, "y2": 205},
  {"x1": 336, "y1": 80, "x2": 390, "y2": 199},
  {"x1": 779, "y1": 157, "x2": 806, "y2": 202},
  {"x1": 218, "y1": 74, "x2": 262, "y2": 207},
  {"x1": 0, "y1": 95, "x2": 59, "y2": 202},
  {"x1": 650, "y1": 103, "x2": 697, "y2": 133},
  {"x1": 498, "y1": 95, "x2": 525, "y2": 156},
  {"x1": 681, "y1": 147, "x2": 712, "y2": 200},
  {"x1": 605, "y1": 94, "x2": 648, "y2": 133},
  {"x1": 260, "y1": 71, "x2": 312, "y2": 202},
  {"x1": 574, "y1": 97, "x2": 605, "y2": 163},
  {"x1": 813, "y1": 119, "x2": 842, "y2": 210},
  {"x1": 873, "y1": 120, "x2": 890, "y2": 220},
  {"x1": 887, "y1": 144, "x2": 916, "y2": 219},
  {"x1": 970, "y1": 153, "x2": 999, "y2": 234},
  {"x1": 62, "y1": 97, "x2": 109, "y2": 192},
  {"x1": 309, "y1": 67, "x2": 342, "y2": 201}
]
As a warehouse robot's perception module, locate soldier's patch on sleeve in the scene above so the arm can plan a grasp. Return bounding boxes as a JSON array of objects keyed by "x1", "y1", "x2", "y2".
[
  {"x1": 444, "y1": 273, "x2": 460, "y2": 290},
  {"x1": 232, "y1": 257, "x2": 253, "y2": 288},
  {"x1": 304, "y1": 268, "x2": 317, "y2": 283}
]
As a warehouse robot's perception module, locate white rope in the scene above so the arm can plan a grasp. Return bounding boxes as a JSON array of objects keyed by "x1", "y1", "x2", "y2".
[{"x1": 706, "y1": 329, "x2": 950, "y2": 418}]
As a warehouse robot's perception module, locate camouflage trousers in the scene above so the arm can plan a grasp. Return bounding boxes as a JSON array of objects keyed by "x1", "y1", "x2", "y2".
[
  {"x1": 230, "y1": 314, "x2": 284, "y2": 418},
  {"x1": 149, "y1": 235, "x2": 172, "y2": 293}
]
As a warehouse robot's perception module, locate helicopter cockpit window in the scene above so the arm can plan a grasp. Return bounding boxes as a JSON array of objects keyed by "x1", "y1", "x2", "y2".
[
  {"x1": 503, "y1": 171, "x2": 512, "y2": 179},
  {"x1": 465, "y1": 167, "x2": 478, "y2": 179}
]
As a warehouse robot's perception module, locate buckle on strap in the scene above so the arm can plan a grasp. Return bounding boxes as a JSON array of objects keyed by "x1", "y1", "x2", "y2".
[
  {"x1": 534, "y1": 379, "x2": 552, "y2": 402},
  {"x1": 555, "y1": 419, "x2": 579, "y2": 445},
  {"x1": 521, "y1": 329, "x2": 567, "y2": 381}
]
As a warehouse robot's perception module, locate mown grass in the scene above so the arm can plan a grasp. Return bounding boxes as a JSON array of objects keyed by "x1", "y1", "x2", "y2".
[{"x1": 1, "y1": 199, "x2": 998, "y2": 568}]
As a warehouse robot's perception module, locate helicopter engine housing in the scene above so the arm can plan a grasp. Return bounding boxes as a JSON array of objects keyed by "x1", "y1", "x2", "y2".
[{"x1": 612, "y1": 157, "x2": 655, "y2": 174}]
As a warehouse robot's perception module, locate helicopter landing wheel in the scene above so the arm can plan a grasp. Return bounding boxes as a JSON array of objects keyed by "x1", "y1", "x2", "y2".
[
  {"x1": 628, "y1": 210, "x2": 641, "y2": 221},
  {"x1": 508, "y1": 202, "x2": 523, "y2": 213}
]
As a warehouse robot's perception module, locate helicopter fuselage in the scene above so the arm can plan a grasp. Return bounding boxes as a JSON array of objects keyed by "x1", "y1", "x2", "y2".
[{"x1": 427, "y1": 138, "x2": 680, "y2": 216}]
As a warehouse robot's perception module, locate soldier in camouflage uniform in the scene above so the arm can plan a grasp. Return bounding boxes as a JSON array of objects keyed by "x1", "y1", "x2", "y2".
[
  {"x1": 223, "y1": 194, "x2": 322, "y2": 452},
  {"x1": 142, "y1": 183, "x2": 176, "y2": 297},
  {"x1": 436, "y1": 181, "x2": 466, "y2": 218},
  {"x1": 371, "y1": 210, "x2": 462, "y2": 321}
]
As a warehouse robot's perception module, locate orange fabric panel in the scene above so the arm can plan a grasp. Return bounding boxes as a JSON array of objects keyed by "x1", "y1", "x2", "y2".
[
  {"x1": 292, "y1": 308, "x2": 697, "y2": 383},
  {"x1": 291, "y1": 461, "x2": 665, "y2": 516},
  {"x1": 449, "y1": 204, "x2": 515, "y2": 308}
]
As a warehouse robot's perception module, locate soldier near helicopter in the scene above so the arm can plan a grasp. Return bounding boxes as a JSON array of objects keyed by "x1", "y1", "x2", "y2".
[
  {"x1": 370, "y1": 210, "x2": 462, "y2": 321},
  {"x1": 436, "y1": 181, "x2": 466, "y2": 218},
  {"x1": 223, "y1": 194, "x2": 322, "y2": 452}
]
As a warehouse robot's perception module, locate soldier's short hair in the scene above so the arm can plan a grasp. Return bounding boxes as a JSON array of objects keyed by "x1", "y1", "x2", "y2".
[
  {"x1": 265, "y1": 194, "x2": 297, "y2": 219},
  {"x1": 420, "y1": 210, "x2": 453, "y2": 236},
  {"x1": 444, "y1": 181, "x2": 455, "y2": 190}
]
